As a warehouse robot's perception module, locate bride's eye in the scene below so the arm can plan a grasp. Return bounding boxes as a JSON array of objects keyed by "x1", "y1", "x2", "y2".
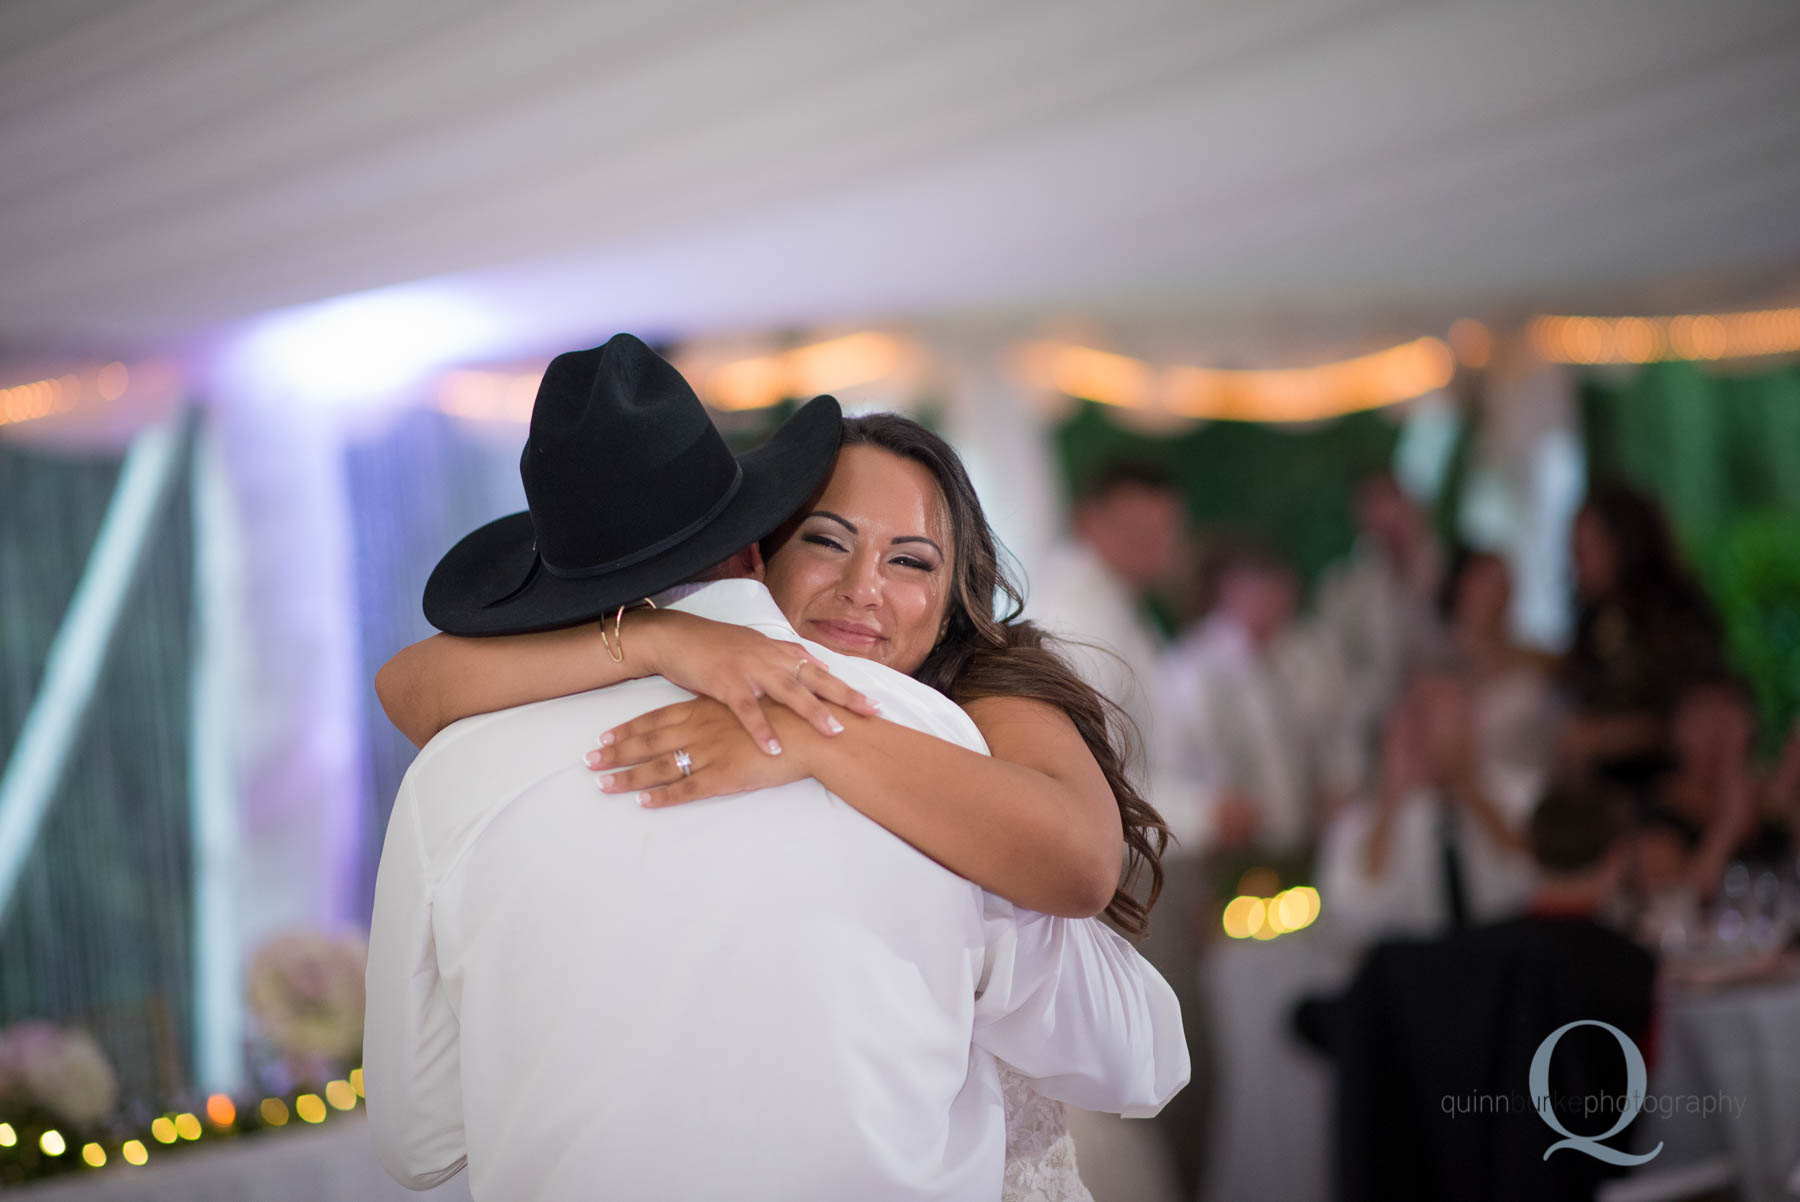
[
  {"x1": 803, "y1": 533, "x2": 847, "y2": 552},
  {"x1": 891, "y1": 555, "x2": 935, "y2": 572}
]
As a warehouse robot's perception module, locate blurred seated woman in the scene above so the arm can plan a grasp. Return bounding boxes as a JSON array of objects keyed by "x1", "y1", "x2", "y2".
[
  {"x1": 1559, "y1": 483, "x2": 1727, "y2": 792},
  {"x1": 1631, "y1": 675, "x2": 1793, "y2": 912}
]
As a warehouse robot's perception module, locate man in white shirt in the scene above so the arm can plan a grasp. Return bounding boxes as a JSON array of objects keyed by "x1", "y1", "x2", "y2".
[
  {"x1": 1030, "y1": 461, "x2": 1183, "y2": 776},
  {"x1": 1029, "y1": 461, "x2": 1203, "y2": 1202},
  {"x1": 1157, "y1": 544, "x2": 1356, "y2": 858},
  {"x1": 1312, "y1": 472, "x2": 1446, "y2": 754},
  {"x1": 365, "y1": 337, "x2": 1188, "y2": 1200}
]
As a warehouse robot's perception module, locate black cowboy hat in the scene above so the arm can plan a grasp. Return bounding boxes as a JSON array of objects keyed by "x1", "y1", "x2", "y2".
[{"x1": 424, "y1": 334, "x2": 840, "y2": 635}]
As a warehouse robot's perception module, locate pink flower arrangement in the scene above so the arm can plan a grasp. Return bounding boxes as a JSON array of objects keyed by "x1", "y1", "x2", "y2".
[
  {"x1": 245, "y1": 930, "x2": 368, "y2": 1067},
  {"x1": 0, "y1": 1021, "x2": 119, "y2": 1126}
]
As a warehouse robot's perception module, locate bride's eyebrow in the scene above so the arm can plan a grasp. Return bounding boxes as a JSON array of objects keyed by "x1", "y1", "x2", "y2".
[
  {"x1": 810, "y1": 510, "x2": 942, "y2": 557},
  {"x1": 892, "y1": 535, "x2": 943, "y2": 556}
]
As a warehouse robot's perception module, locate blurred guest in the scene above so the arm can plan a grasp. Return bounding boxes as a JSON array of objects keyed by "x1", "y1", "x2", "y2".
[
  {"x1": 1328, "y1": 786, "x2": 1654, "y2": 1202},
  {"x1": 1032, "y1": 460, "x2": 1185, "y2": 767},
  {"x1": 1630, "y1": 678, "x2": 1794, "y2": 949},
  {"x1": 1032, "y1": 460, "x2": 1195, "y2": 1201},
  {"x1": 1157, "y1": 542, "x2": 1336, "y2": 856},
  {"x1": 1317, "y1": 669, "x2": 1535, "y2": 945},
  {"x1": 1438, "y1": 546, "x2": 1558, "y2": 791},
  {"x1": 1559, "y1": 483, "x2": 1727, "y2": 793},
  {"x1": 1313, "y1": 471, "x2": 1446, "y2": 751}
]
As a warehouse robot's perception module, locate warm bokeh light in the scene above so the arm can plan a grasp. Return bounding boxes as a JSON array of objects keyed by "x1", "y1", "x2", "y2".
[
  {"x1": 1276, "y1": 886, "x2": 1321, "y2": 932},
  {"x1": 1018, "y1": 336, "x2": 1455, "y2": 422},
  {"x1": 0, "y1": 1122, "x2": 14, "y2": 1147},
  {"x1": 97, "y1": 361, "x2": 130, "y2": 401},
  {"x1": 326, "y1": 1079, "x2": 358, "y2": 1111},
  {"x1": 1223, "y1": 885, "x2": 1322, "y2": 939},
  {"x1": 122, "y1": 1139, "x2": 149, "y2": 1166},
  {"x1": 1529, "y1": 305, "x2": 1800, "y2": 364},
  {"x1": 295, "y1": 1093, "x2": 327, "y2": 1124},
  {"x1": 40, "y1": 1129, "x2": 66, "y2": 1157},
  {"x1": 260, "y1": 1098, "x2": 290, "y2": 1127},
  {"x1": 438, "y1": 368, "x2": 542, "y2": 423},
  {"x1": 81, "y1": 1141, "x2": 107, "y2": 1168},
  {"x1": 350, "y1": 1066, "x2": 365, "y2": 1097},
  {"x1": 1448, "y1": 318, "x2": 1493, "y2": 368},
  {"x1": 206, "y1": 1093, "x2": 238, "y2": 1127},
  {"x1": 150, "y1": 1116, "x2": 177, "y2": 1144},
  {"x1": 699, "y1": 332, "x2": 913, "y2": 412},
  {"x1": 174, "y1": 1112, "x2": 202, "y2": 1140}
]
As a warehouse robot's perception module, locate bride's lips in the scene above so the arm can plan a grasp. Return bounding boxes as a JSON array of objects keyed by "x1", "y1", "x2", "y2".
[{"x1": 808, "y1": 618, "x2": 887, "y2": 649}]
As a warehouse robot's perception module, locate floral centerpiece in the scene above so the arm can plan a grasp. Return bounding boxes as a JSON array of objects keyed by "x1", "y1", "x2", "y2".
[
  {"x1": 0, "y1": 1021, "x2": 119, "y2": 1128},
  {"x1": 245, "y1": 930, "x2": 368, "y2": 1087}
]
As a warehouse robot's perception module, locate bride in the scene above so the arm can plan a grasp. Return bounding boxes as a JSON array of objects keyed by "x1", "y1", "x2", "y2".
[{"x1": 378, "y1": 412, "x2": 1172, "y2": 1201}]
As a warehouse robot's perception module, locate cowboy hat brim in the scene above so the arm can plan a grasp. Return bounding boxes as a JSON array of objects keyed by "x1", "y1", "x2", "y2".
[{"x1": 423, "y1": 395, "x2": 840, "y2": 635}]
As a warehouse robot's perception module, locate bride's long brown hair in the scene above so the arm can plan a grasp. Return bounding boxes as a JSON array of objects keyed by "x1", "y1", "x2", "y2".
[{"x1": 834, "y1": 414, "x2": 1170, "y2": 938}]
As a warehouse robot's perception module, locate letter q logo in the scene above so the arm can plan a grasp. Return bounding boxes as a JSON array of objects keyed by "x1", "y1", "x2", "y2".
[{"x1": 1529, "y1": 1020, "x2": 1662, "y2": 1166}]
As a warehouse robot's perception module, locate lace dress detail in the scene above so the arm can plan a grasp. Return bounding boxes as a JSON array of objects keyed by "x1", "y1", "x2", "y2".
[{"x1": 1000, "y1": 1063, "x2": 1094, "y2": 1202}]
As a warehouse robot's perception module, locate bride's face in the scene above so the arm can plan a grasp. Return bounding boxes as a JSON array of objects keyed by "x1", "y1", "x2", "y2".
[{"x1": 764, "y1": 445, "x2": 954, "y2": 676}]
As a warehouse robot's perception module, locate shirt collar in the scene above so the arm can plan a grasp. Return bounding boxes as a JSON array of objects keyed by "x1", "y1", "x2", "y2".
[{"x1": 657, "y1": 577, "x2": 793, "y2": 632}]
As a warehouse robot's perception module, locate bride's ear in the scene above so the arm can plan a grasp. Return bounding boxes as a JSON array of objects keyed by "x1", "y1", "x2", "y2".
[{"x1": 745, "y1": 540, "x2": 767, "y2": 582}]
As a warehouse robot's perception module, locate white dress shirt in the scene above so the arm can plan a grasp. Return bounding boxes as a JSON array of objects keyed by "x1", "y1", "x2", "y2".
[
  {"x1": 1030, "y1": 542, "x2": 1206, "y2": 847},
  {"x1": 1155, "y1": 615, "x2": 1335, "y2": 856},
  {"x1": 364, "y1": 578, "x2": 1188, "y2": 1201}
]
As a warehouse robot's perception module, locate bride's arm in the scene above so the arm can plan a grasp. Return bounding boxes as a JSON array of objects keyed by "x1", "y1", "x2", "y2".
[
  {"x1": 374, "y1": 610, "x2": 876, "y2": 749},
  {"x1": 594, "y1": 696, "x2": 1126, "y2": 918}
]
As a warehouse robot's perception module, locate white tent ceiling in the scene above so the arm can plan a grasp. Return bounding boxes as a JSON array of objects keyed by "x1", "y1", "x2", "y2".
[{"x1": 4, "y1": 0, "x2": 1800, "y2": 361}]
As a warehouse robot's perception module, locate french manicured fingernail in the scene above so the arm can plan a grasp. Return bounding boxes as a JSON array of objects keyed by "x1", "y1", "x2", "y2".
[
  {"x1": 827, "y1": 717, "x2": 845, "y2": 734},
  {"x1": 767, "y1": 739, "x2": 782, "y2": 755},
  {"x1": 637, "y1": 792, "x2": 654, "y2": 806},
  {"x1": 598, "y1": 731, "x2": 615, "y2": 748},
  {"x1": 584, "y1": 749, "x2": 604, "y2": 768},
  {"x1": 596, "y1": 776, "x2": 617, "y2": 793},
  {"x1": 867, "y1": 698, "x2": 881, "y2": 712}
]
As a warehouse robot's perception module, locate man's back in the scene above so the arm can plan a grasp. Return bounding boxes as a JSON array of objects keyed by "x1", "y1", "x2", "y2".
[{"x1": 369, "y1": 585, "x2": 1006, "y2": 1200}]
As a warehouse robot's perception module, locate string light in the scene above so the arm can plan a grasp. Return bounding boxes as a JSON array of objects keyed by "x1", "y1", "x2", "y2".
[
  {"x1": 1448, "y1": 319, "x2": 1493, "y2": 369},
  {"x1": 0, "y1": 1066, "x2": 370, "y2": 1183},
  {"x1": 1529, "y1": 305, "x2": 1800, "y2": 364},
  {"x1": 0, "y1": 360, "x2": 171, "y2": 428},
  {"x1": 1016, "y1": 337, "x2": 1455, "y2": 423},
  {"x1": 693, "y1": 332, "x2": 914, "y2": 412}
]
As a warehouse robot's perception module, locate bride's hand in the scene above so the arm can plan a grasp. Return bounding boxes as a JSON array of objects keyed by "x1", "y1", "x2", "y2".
[
  {"x1": 639, "y1": 609, "x2": 878, "y2": 755},
  {"x1": 588, "y1": 698, "x2": 810, "y2": 807}
]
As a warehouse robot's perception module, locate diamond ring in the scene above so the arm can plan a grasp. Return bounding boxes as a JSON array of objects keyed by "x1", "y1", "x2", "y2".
[{"x1": 673, "y1": 748, "x2": 692, "y2": 777}]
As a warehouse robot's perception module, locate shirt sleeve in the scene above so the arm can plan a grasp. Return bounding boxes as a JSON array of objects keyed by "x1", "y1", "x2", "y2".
[
  {"x1": 364, "y1": 776, "x2": 468, "y2": 1190},
  {"x1": 972, "y1": 894, "x2": 1190, "y2": 1118}
]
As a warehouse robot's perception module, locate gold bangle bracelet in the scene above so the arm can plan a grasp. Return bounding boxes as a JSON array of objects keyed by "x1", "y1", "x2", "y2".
[{"x1": 599, "y1": 595, "x2": 658, "y2": 663}]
